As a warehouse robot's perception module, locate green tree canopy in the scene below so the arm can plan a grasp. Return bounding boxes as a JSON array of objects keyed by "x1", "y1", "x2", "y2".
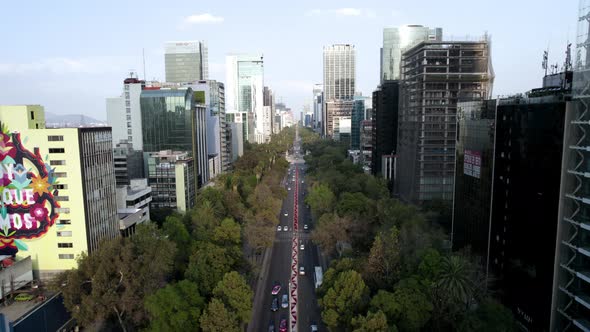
[
  {"x1": 351, "y1": 310, "x2": 393, "y2": 332},
  {"x1": 212, "y1": 271, "x2": 253, "y2": 325},
  {"x1": 199, "y1": 298, "x2": 240, "y2": 332},
  {"x1": 321, "y1": 270, "x2": 370, "y2": 329},
  {"x1": 185, "y1": 242, "x2": 233, "y2": 296},
  {"x1": 145, "y1": 280, "x2": 205, "y2": 332}
]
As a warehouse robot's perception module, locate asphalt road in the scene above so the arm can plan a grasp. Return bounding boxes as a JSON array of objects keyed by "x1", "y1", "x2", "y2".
[{"x1": 252, "y1": 133, "x2": 323, "y2": 332}]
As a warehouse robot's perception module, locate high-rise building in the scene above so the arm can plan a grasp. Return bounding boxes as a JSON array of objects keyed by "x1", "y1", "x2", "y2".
[
  {"x1": 312, "y1": 84, "x2": 324, "y2": 134},
  {"x1": 551, "y1": 2, "x2": 590, "y2": 329},
  {"x1": 191, "y1": 80, "x2": 231, "y2": 174},
  {"x1": 165, "y1": 41, "x2": 208, "y2": 83},
  {"x1": 225, "y1": 54, "x2": 265, "y2": 143},
  {"x1": 113, "y1": 141, "x2": 145, "y2": 186},
  {"x1": 451, "y1": 99, "x2": 497, "y2": 257},
  {"x1": 323, "y1": 44, "x2": 355, "y2": 101},
  {"x1": 359, "y1": 119, "x2": 373, "y2": 173},
  {"x1": 0, "y1": 105, "x2": 118, "y2": 279},
  {"x1": 230, "y1": 122, "x2": 244, "y2": 161},
  {"x1": 263, "y1": 86, "x2": 275, "y2": 140},
  {"x1": 140, "y1": 87, "x2": 208, "y2": 187},
  {"x1": 371, "y1": 81, "x2": 400, "y2": 177},
  {"x1": 106, "y1": 75, "x2": 145, "y2": 149},
  {"x1": 381, "y1": 25, "x2": 442, "y2": 82},
  {"x1": 146, "y1": 150, "x2": 196, "y2": 214},
  {"x1": 325, "y1": 100, "x2": 354, "y2": 138},
  {"x1": 396, "y1": 38, "x2": 494, "y2": 203},
  {"x1": 351, "y1": 97, "x2": 366, "y2": 150}
]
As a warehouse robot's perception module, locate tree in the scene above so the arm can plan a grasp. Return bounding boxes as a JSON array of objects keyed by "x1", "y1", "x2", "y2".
[
  {"x1": 144, "y1": 280, "x2": 205, "y2": 332},
  {"x1": 457, "y1": 299, "x2": 516, "y2": 332},
  {"x1": 336, "y1": 192, "x2": 371, "y2": 217},
  {"x1": 162, "y1": 215, "x2": 192, "y2": 278},
  {"x1": 212, "y1": 218, "x2": 241, "y2": 247},
  {"x1": 365, "y1": 227, "x2": 401, "y2": 289},
  {"x1": 212, "y1": 271, "x2": 253, "y2": 325},
  {"x1": 185, "y1": 242, "x2": 233, "y2": 296},
  {"x1": 311, "y1": 213, "x2": 352, "y2": 256},
  {"x1": 199, "y1": 298, "x2": 240, "y2": 332},
  {"x1": 370, "y1": 278, "x2": 432, "y2": 332},
  {"x1": 305, "y1": 183, "x2": 336, "y2": 218},
  {"x1": 321, "y1": 270, "x2": 369, "y2": 329},
  {"x1": 190, "y1": 202, "x2": 221, "y2": 241},
  {"x1": 57, "y1": 224, "x2": 176, "y2": 331},
  {"x1": 351, "y1": 310, "x2": 393, "y2": 332}
]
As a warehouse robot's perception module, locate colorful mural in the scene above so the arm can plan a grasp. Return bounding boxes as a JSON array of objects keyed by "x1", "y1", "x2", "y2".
[{"x1": 0, "y1": 125, "x2": 59, "y2": 256}]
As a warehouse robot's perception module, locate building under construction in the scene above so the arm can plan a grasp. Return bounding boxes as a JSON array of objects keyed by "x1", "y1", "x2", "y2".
[{"x1": 395, "y1": 37, "x2": 494, "y2": 204}]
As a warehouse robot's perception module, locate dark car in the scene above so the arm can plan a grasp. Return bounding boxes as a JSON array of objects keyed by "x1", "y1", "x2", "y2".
[
  {"x1": 268, "y1": 321, "x2": 276, "y2": 332},
  {"x1": 279, "y1": 318, "x2": 288, "y2": 332},
  {"x1": 271, "y1": 297, "x2": 279, "y2": 311}
]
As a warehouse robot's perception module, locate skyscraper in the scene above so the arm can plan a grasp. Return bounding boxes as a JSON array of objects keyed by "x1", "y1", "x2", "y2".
[
  {"x1": 323, "y1": 44, "x2": 355, "y2": 101},
  {"x1": 165, "y1": 41, "x2": 208, "y2": 83},
  {"x1": 106, "y1": 74, "x2": 145, "y2": 149},
  {"x1": 381, "y1": 25, "x2": 442, "y2": 82},
  {"x1": 371, "y1": 81, "x2": 400, "y2": 176},
  {"x1": 396, "y1": 38, "x2": 494, "y2": 203},
  {"x1": 312, "y1": 84, "x2": 324, "y2": 134},
  {"x1": 225, "y1": 54, "x2": 266, "y2": 143}
]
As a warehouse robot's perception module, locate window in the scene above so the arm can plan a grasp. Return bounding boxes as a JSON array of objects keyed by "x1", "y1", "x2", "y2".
[
  {"x1": 128, "y1": 135, "x2": 133, "y2": 141},
  {"x1": 49, "y1": 148, "x2": 65, "y2": 153},
  {"x1": 57, "y1": 231, "x2": 72, "y2": 237},
  {"x1": 53, "y1": 184, "x2": 68, "y2": 190},
  {"x1": 48, "y1": 135, "x2": 64, "y2": 141},
  {"x1": 55, "y1": 208, "x2": 70, "y2": 213},
  {"x1": 58, "y1": 243, "x2": 73, "y2": 248},
  {"x1": 126, "y1": 115, "x2": 131, "y2": 121},
  {"x1": 58, "y1": 219, "x2": 71, "y2": 225},
  {"x1": 127, "y1": 122, "x2": 131, "y2": 128},
  {"x1": 128, "y1": 129, "x2": 132, "y2": 135},
  {"x1": 56, "y1": 196, "x2": 69, "y2": 201},
  {"x1": 50, "y1": 160, "x2": 66, "y2": 166},
  {"x1": 58, "y1": 254, "x2": 75, "y2": 259},
  {"x1": 54, "y1": 172, "x2": 67, "y2": 178},
  {"x1": 30, "y1": 111, "x2": 35, "y2": 120}
]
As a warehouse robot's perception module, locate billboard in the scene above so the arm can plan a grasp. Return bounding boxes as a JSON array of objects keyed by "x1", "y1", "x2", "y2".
[
  {"x1": 0, "y1": 127, "x2": 60, "y2": 256},
  {"x1": 464, "y1": 149, "x2": 482, "y2": 179}
]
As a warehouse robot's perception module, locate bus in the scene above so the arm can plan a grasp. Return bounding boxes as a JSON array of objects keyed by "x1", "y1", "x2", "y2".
[{"x1": 313, "y1": 266, "x2": 323, "y2": 289}]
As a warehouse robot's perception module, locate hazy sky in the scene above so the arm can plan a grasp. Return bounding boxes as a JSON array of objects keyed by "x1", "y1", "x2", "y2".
[{"x1": 0, "y1": 0, "x2": 577, "y2": 120}]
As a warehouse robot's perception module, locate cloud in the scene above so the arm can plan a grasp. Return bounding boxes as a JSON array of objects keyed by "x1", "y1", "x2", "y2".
[
  {"x1": 305, "y1": 9, "x2": 322, "y2": 17},
  {"x1": 0, "y1": 56, "x2": 137, "y2": 75},
  {"x1": 183, "y1": 13, "x2": 224, "y2": 25},
  {"x1": 335, "y1": 8, "x2": 362, "y2": 16},
  {"x1": 305, "y1": 8, "x2": 376, "y2": 18}
]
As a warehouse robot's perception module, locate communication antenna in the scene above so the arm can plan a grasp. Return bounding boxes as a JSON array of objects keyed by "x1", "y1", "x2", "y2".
[
  {"x1": 542, "y1": 49, "x2": 549, "y2": 77},
  {"x1": 565, "y1": 42, "x2": 572, "y2": 72}
]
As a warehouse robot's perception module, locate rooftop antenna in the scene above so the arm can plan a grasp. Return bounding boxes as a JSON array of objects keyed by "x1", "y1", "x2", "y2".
[
  {"x1": 565, "y1": 42, "x2": 572, "y2": 72},
  {"x1": 542, "y1": 49, "x2": 549, "y2": 77}
]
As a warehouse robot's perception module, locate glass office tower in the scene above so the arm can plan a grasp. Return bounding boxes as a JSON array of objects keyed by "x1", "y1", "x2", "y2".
[
  {"x1": 381, "y1": 25, "x2": 442, "y2": 82},
  {"x1": 165, "y1": 41, "x2": 208, "y2": 83},
  {"x1": 323, "y1": 44, "x2": 355, "y2": 101}
]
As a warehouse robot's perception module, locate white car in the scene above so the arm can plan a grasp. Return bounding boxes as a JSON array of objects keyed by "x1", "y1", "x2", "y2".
[
  {"x1": 303, "y1": 224, "x2": 308, "y2": 230},
  {"x1": 288, "y1": 187, "x2": 291, "y2": 191},
  {"x1": 277, "y1": 225, "x2": 282, "y2": 232},
  {"x1": 299, "y1": 266, "x2": 305, "y2": 275},
  {"x1": 284, "y1": 226, "x2": 289, "y2": 232},
  {"x1": 300, "y1": 244, "x2": 305, "y2": 250},
  {"x1": 284, "y1": 213, "x2": 288, "y2": 217}
]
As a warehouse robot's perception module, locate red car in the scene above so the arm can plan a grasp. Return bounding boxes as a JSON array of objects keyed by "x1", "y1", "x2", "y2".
[
  {"x1": 279, "y1": 318, "x2": 287, "y2": 332},
  {"x1": 271, "y1": 283, "x2": 281, "y2": 295}
]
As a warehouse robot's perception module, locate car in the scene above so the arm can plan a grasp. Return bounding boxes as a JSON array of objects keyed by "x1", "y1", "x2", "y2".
[
  {"x1": 271, "y1": 297, "x2": 279, "y2": 311},
  {"x1": 299, "y1": 266, "x2": 305, "y2": 275},
  {"x1": 304, "y1": 224, "x2": 308, "y2": 230},
  {"x1": 277, "y1": 225, "x2": 282, "y2": 231},
  {"x1": 279, "y1": 318, "x2": 288, "y2": 332},
  {"x1": 269, "y1": 321, "x2": 276, "y2": 332},
  {"x1": 284, "y1": 226, "x2": 289, "y2": 231},
  {"x1": 14, "y1": 293, "x2": 33, "y2": 301},
  {"x1": 302, "y1": 180, "x2": 304, "y2": 184},
  {"x1": 288, "y1": 187, "x2": 291, "y2": 191},
  {"x1": 281, "y1": 294, "x2": 289, "y2": 308},
  {"x1": 284, "y1": 213, "x2": 288, "y2": 216},
  {"x1": 311, "y1": 324, "x2": 318, "y2": 332},
  {"x1": 300, "y1": 244, "x2": 305, "y2": 250},
  {"x1": 272, "y1": 283, "x2": 281, "y2": 295}
]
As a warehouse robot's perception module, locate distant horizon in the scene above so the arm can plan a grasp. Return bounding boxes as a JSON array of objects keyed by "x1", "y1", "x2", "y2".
[{"x1": 0, "y1": 0, "x2": 576, "y2": 120}]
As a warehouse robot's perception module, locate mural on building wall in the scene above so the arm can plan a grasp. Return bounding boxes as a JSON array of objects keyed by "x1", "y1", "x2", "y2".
[{"x1": 0, "y1": 124, "x2": 60, "y2": 256}]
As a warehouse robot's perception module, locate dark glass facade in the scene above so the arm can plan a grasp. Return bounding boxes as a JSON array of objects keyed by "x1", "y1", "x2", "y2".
[
  {"x1": 490, "y1": 93, "x2": 569, "y2": 331},
  {"x1": 452, "y1": 99, "x2": 496, "y2": 257},
  {"x1": 140, "y1": 89, "x2": 195, "y2": 153},
  {"x1": 351, "y1": 99, "x2": 364, "y2": 150},
  {"x1": 371, "y1": 80, "x2": 399, "y2": 176}
]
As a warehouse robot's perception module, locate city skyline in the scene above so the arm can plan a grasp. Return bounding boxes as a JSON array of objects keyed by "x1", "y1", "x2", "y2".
[{"x1": 0, "y1": 0, "x2": 576, "y2": 120}]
